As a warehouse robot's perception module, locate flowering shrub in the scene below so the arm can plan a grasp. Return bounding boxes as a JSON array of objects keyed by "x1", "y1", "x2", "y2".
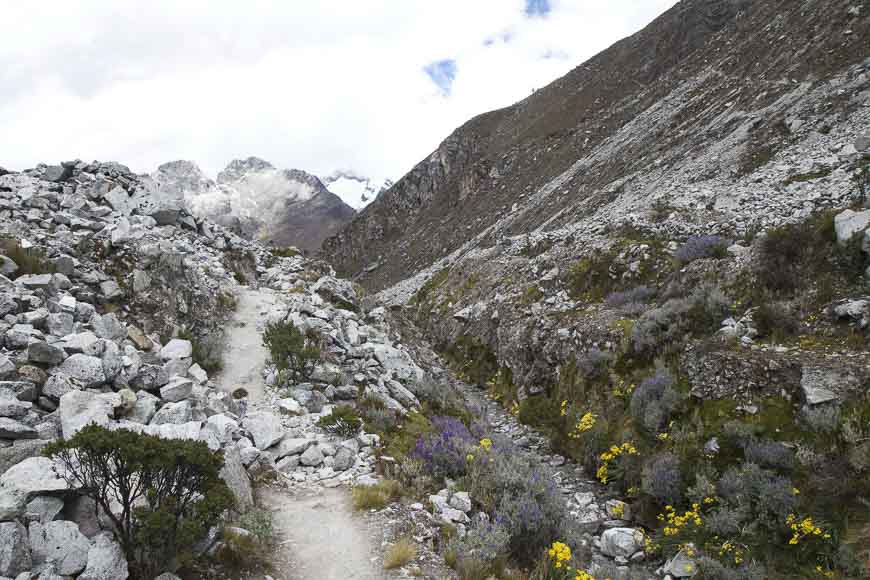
[
  {"x1": 596, "y1": 441, "x2": 638, "y2": 484},
  {"x1": 674, "y1": 235, "x2": 730, "y2": 264},
  {"x1": 411, "y1": 416, "x2": 475, "y2": 480},
  {"x1": 568, "y1": 412, "x2": 597, "y2": 440},
  {"x1": 642, "y1": 452, "x2": 683, "y2": 506},
  {"x1": 629, "y1": 369, "x2": 682, "y2": 436}
]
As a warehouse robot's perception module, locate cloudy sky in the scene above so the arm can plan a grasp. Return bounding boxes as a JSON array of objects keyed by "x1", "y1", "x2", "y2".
[{"x1": 0, "y1": 0, "x2": 677, "y2": 182}]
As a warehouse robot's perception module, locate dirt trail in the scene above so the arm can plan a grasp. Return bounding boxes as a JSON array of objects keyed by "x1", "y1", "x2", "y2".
[
  {"x1": 219, "y1": 287, "x2": 385, "y2": 580},
  {"x1": 216, "y1": 287, "x2": 278, "y2": 403}
]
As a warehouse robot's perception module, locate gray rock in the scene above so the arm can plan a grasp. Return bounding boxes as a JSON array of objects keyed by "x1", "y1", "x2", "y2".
[
  {"x1": 242, "y1": 411, "x2": 284, "y2": 450},
  {"x1": 17, "y1": 274, "x2": 53, "y2": 290},
  {"x1": 300, "y1": 445, "x2": 324, "y2": 467},
  {"x1": 29, "y1": 520, "x2": 90, "y2": 575},
  {"x1": 0, "y1": 396, "x2": 31, "y2": 419},
  {"x1": 277, "y1": 398, "x2": 305, "y2": 416},
  {"x1": 128, "y1": 390, "x2": 159, "y2": 424},
  {"x1": 92, "y1": 313, "x2": 126, "y2": 341},
  {"x1": 78, "y1": 532, "x2": 128, "y2": 580},
  {"x1": 0, "y1": 521, "x2": 30, "y2": 576},
  {"x1": 834, "y1": 209, "x2": 870, "y2": 244},
  {"x1": 332, "y1": 446, "x2": 356, "y2": 471},
  {"x1": 0, "y1": 457, "x2": 69, "y2": 520},
  {"x1": 149, "y1": 400, "x2": 192, "y2": 425},
  {"x1": 24, "y1": 496, "x2": 65, "y2": 524},
  {"x1": 600, "y1": 528, "x2": 644, "y2": 558},
  {"x1": 801, "y1": 366, "x2": 848, "y2": 405},
  {"x1": 275, "y1": 438, "x2": 312, "y2": 459},
  {"x1": 0, "y1": 418, "x2": 37, "y2": 439},
  {"x1": 0, "y1": 356, "x2": 14, "y2": 381},
  {"x1": 0, "y1": 440, "x2": 47, "y2": 475},
  {"x1": 449, "y1": 491, "x2": 472, "y2": 513},
  {"x1": 57, "y1": 354, "x2": 106, "y2": 388},
  {"x1": 27, "y1": 341, "x2": 66, "y2": 365},
  {"x1": 312, "y1": 277, "x2": 357, "y2": 310},
  {"x1": 46, "y1": 312, "x2": 74, "y2": 337},
  {"x1": 126, "y1": 326, "x2": 152, "y2": 351},
  {"x1": 99, "y1": 281, "x2": 123, "y2": 301},
  {"x1": 219, "y1": 446, "x2": 253, "y2": 514},
  {"x1": 664, "y1": 546, "x2": 697, "y2": 578},
  {"x1": 160, "y1": 339, "x2": 192, "y2": 361},
  {"x1": 59, "y1": 390, "x2": 113, "y2": 438},
  {"x1": 42, "y1": 374, "x2": 77, "y2": 401},
  {"x1": 0, "y1": 381, "x2": 37, "y2": 402},
  {"x1": 0, "y1": 256, "x2": 17, "y2": 278},
  {"x1": 159, "y1": 376, "x2": 193, "y2": 402},
  {"x1": 61, "y1": 332, "x2": 101, "y2": 356},
  {"x1": 188, "y1": 363, "x2": 208, "y2": 385}
]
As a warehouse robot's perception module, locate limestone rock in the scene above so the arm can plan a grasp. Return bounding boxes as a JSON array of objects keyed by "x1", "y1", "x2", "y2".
[
  {"x1": 57, "y1": 354, "x2": 106, "y2": 388},
  {"x1": 59, "y1": 390, "x2": 113, "y2": 438},
  {"x1": 0, "y1": 521, "x2": 30, "y2": 576},
  {"x1": 219, "y1": 445, "x2": 253, "y2": 513},
  {"x1": 600, "y1": 528, "x2": 644, "y2": 558},
  {"x1": 242, "y1": 411, "x2": 284, "y2": 450},
  {"x1": 78, "y1": 532, "x2": 129, "y2": 580},
  {"x1": 29, "y1": 520, "x2": 90, "y2": 575}
]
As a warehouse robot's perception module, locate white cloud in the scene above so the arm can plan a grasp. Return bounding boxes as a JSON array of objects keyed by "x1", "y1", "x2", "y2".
[{"x1": 0, "y1": 0, "x2": 677, "y2": 181}]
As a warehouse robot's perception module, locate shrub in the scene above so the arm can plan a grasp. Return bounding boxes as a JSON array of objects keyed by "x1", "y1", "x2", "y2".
[
  {"x1": 751, "y1": 302, "x2": 800, "y2": 342},
  {"x1": 352, "y1": 480, "x2": 403, "y2": 511},
  {"x1": 605, "y1": 285, "x2": 656, "y2": 312},
  {"x1": 192, "y1": 331, "x2": 226, "y2": 374},
  {"x1": 44, "y1": 425, "x2": 233, "y2": 579},
  {"x1": 576, "y1": 349, "x2": 613, "y2": 381},
  {"x1": 447, "y1": 520, "x2": 510, "y2": 571},
  {"x1": 565, "y1": 250, "x2": 621, "y2": 302},
  {"x1": 465, "y1": 443, "x2": 568, "y2": 567},
  {"x1": 717, "y1": 463, "x2": 796, "y2": 529},
  {"x1": 317, "y1": 405, "x2": 363, "y2": 437},
  {"x1": 270, "y1": 246, "x2": 301, "y2": 258},
  {"x1": 642, "y1": 453, "x2": 683, "y2": 506},
  {"x1": 743, "y1": 439, "x2": 795, "y2": 473},
  {"x1": 695, "y1": 557, "x2": 766, "y2": 580},
  {"x1": 262, "y1": 320, "x2": 321, "y2": 380},
  {"x1": 674, "y1": 235, "x2": 730, "y2": 264},
  {"x1": 629, "y1": 369, "x2": 683, "y2": 436},
  {"x1": 384, "y1": 537, "x2": 417, "y2": 569},
  {"x1": 238, "y1": 509, "x2": 274, "y2": 543},
  {"x1": 801, "y1": 404, "x2": 842, "y2": 434},
  {"x1": 411, "y1": 416, "x2": 475, "y2": 480},
  {"x1": 632, "y1": 285, "x2": 730, "y2": 356}
]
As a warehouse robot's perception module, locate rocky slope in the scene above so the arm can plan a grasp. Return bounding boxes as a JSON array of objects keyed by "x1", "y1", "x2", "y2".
[
  {"x1": 155, "y1": 157, "x2": 356, "y2": 253},
  {"x1": 319, "y1": 0, "x2": 870, "y2": 577},
  {"x1": 0, "y1": 160, "x2": 438, "y2": 578},
  {"x1": 323, "y1": 0, "x2": 869, "y2": 288}
]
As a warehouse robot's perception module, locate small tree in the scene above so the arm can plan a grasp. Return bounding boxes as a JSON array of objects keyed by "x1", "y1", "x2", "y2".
[
  {"x1": 44, "y1": 425, "x2": 234, "y2": 579},
  {"x1": 262, "y1": 320, "x2": 321, "y2": 381}
]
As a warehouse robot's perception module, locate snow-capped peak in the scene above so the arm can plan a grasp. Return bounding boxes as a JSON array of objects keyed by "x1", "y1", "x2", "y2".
[{"x1": 322, "y1": 170, "x2": 393, "y2": 210}]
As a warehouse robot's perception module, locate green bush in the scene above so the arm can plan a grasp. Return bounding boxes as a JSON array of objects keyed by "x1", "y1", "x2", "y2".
[
  {"x1": 317, "y1": 405, "x2": 363, "y2": 437},
  {"x1": 179, "y1": 329, "x2": 226, "y2": 374},
  {"x1": 44, "y1": 425, "x2": 233, "y2": 579},
  {"x1": 262, "y1": 320, "x2": 321, "y2": 381}
]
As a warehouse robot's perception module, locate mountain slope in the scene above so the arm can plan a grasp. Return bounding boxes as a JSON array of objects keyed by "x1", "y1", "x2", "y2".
[
  {"x1": 322, "y1": 0, "x2": 869, "y2": 288},
  {"x1": 322, "y1": 170, "x2": 393, "y2": 210},
  {"x1": 155, "y1": 157, "x2": 355, "y2": 252}
]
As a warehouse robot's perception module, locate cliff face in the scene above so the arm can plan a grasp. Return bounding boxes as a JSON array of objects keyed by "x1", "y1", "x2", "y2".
[{"x1": 323, "y1": 0, "x2": 869, "y2": 289}]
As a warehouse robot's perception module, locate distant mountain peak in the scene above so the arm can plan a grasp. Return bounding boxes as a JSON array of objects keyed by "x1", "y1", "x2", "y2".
[
  {"x1": 217, "y1": 156, "x2": 275, "y2": 184},
  {"x1": 322, "y1": 170, "x2": 393, "y2": 210}
]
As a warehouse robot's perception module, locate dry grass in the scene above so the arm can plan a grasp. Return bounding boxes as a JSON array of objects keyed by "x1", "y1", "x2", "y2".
[
  {"x1": 383, "y1": 537, "x2": 417, "y2": 570},
  {"x1": 351, "y1": 480, "x2": 403, "y2": 511}
]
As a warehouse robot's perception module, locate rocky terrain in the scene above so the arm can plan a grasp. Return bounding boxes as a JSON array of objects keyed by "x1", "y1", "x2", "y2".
[{"x1": 154, "y1": 158, "x2": 355, "y2": 253}]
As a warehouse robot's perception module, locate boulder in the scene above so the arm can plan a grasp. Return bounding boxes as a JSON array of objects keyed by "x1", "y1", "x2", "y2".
[
  {"x1": 312, "y1": 277, "x2": 357, "y2": 310},
  {"x1": 664, "y1": 546, "x2": 698, "y2": 578},
  {"x1": 43, "y1": 374, "x2": 77, "y2": 401},
  {"x1": 46, "y1": 312, "x2": 74, "y2": 337},
  {"x1": 99, "y1": 280, "x2": 123, "y2": 301},
  {"x1": 61, "y1": 332, "x2": 101, "y2": 356},
  {"x1": 0, "y1": 381, "x2": 37, "y2": 402},
  {"x1": 0, "y1": 394, "x2": 31, "y2": 419},
  {"x1": 0, "y1": 440, "x2": 47, "y2": 475},
  {"x1": 24, "y1": 496, "x2": 65, "y2": 524},
  {"x1": 149, "y1": 401, "x2": 193, "y2": 425},
  {"x1": 27, "y1": 341, "x2": 66, "y2": 365},
  {"x1": 799, "y1": 366, "x2": 861, "y2": 405},
  {"x1": 78, "y1": 532, "x2": 129, "y2": 580},
  {"x1": 834, "y1": 209, "x2": 870, "y2": 245},
  {"x1": 126, "y1": 326, "x2": 152, "y2": 351},
  {"x1": 92, "y1": 313, "x2": 126, "y2": 341},
  {"x1": 277, "y1": 398, "x2": 305, "y2": 416},
  {"x1": 159, "y1": 376, "x2": 193, "y2": 402},
  {"x1": 332, "y1": 446, "x2": 356, "y2": 471},
  {"x1": 0, "y1": 356, "x2": 15, "y2": 380},
  {"x1": 0, "y1": 457, "x2": 69, "y2": 520},
  {"x1": 0, "y1": 255, "x2": 17, "y2": 278},
  {"x1": 242, "y1": 411, "x2": 284, "y2": 450},
  {"x1": 300, "y1": 445, "x2": 324, "y2": 467},
  {"x1": 600, "y1": 528, "x2": 644, "y2": 558},
  {"x1": 219, "y1": 445, "x2": 253, "y2": 514},
  {"x1": 449, "y1": 491, "x2": 472, "y2": 513},
  {"x1": 160, "y1": 339, "x2": 192, "y2": 361},
  {"x1": 57, "y1": 354, "x2": 106, "y2": 388},
  {"x1": 0, "y1": 521, "x2": 30, "y2": 576},
  {"x1": 0, "y1": 418, "x2": 37, "y2": 439},
  {"x1": 29, "y1": 520, "x2": 90, "y2": 575},
  {"x1": 59, "y1": 390, "x2": 113, "y2": 438},
  {"x1": 275, "y1": 438, "x2": 312, "y2": 459},
  {"x1": 128, "y1": 390, "x2": 159, "y2": 424}
]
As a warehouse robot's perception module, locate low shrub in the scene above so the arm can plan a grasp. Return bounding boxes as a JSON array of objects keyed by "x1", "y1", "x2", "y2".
[
  {"x1": 632, "y1": 285, "x2": 730, "y2": 356},
  {"x1": 751, "y1": 301, "x2": 800, "y2": 342},
  {"x1": 674, "y1": 235, "x2": 730, "y2": 264},
  {"x1": 743, "y1": 439, "x2": 795, "y2": 473},
  {"x1": 317, "y1": 405, "x2": 363, "y2": 437},
  {"x1": 262, "y1": 320, "x2": 321, "y2": 380},
  {"x1": 565, "y1": 250, "x2": 621, "y2": 302},
  {"x1": 605, "y1": 285, "x2": 656, "y2": 313},
  {"x1": 576, "y1": 349, "x2": 613, "y2": 381},
  {"x1": 411, "y1": 416, "x2": 475, "y2": 480},
  {"x1": 447, "y1": 520, "x2": 511, "y2": 573},
  {"x1": 642, "y1": 452, "x2": 683, "y2": 506},
  {"x1": 270, "y1": 246, "x2": 301, "y2": 258},
  {"x1": 629, "y1": 369, "x2": 683, "y2": 437},
  {"x1": 384, "y1": 537, "x2": 417, "y2": 569}
]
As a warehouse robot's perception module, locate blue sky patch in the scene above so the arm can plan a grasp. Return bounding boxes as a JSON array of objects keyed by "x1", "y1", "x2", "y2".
[
  {"x1": 525, "y1": 0, "x2": 552, "y2": 17},
  {"x1": 424, "y1": 59, "x2": 457, "y2": 96}
]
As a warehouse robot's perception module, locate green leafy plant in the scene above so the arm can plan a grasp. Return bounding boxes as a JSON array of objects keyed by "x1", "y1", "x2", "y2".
[
  {"x1": 317, "y1": 405, "x2": 363, "y2": 437},
  {"x1": 44, "y1": 425, "x2": 234, "y2": 579},
  {"x1": 262, "y1": 320, "x2": 321, "y2": 381}
]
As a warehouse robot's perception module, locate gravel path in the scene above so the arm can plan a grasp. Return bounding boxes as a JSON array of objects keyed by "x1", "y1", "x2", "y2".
[{"x1": 218, "y1": 287, "x2": 385, "y2": 580}]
